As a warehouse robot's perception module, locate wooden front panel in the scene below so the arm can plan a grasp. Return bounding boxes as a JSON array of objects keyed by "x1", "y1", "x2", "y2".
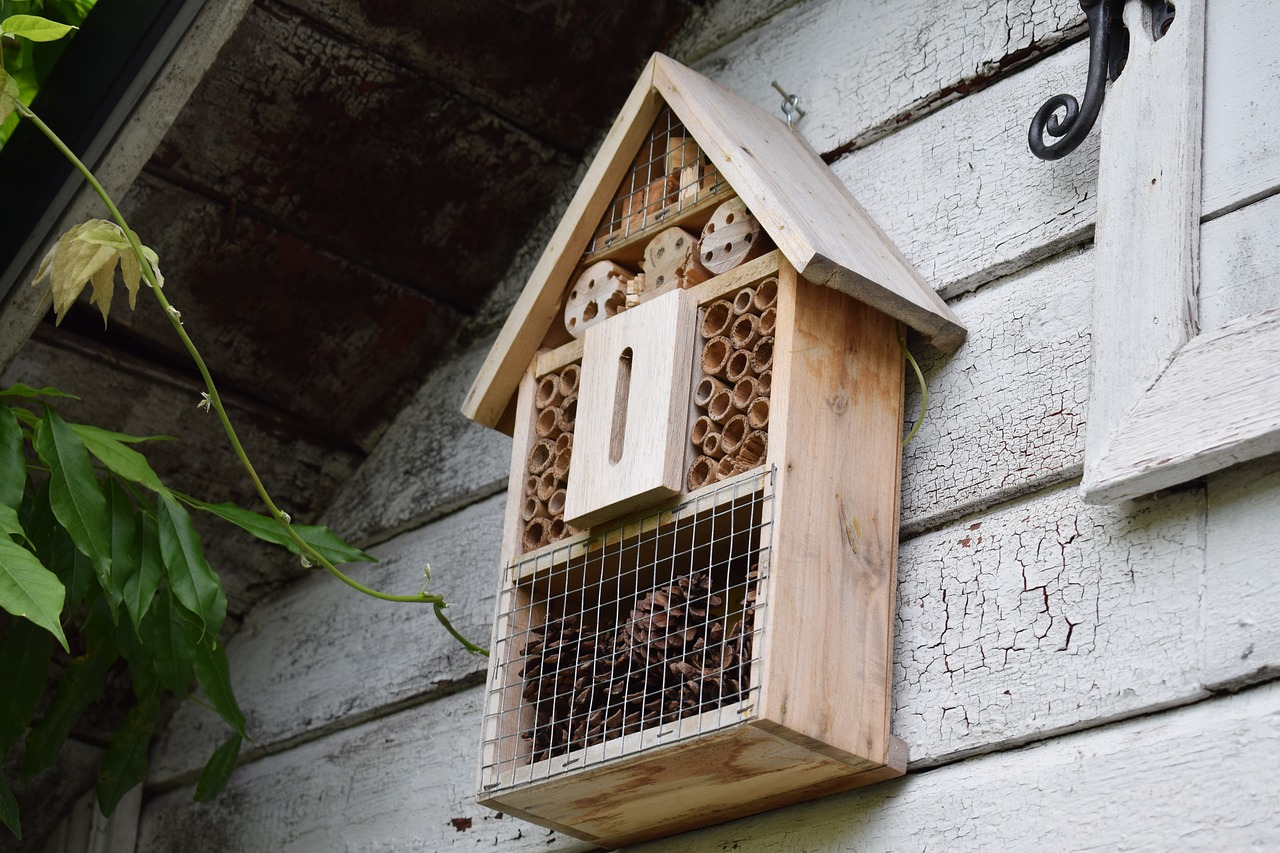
[{"x1": 565, "y1": 288, "x2": 698, "y2": 528}]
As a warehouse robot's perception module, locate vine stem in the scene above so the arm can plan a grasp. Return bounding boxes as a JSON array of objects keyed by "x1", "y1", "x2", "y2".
[{"x1": 17, "y1": 103, "x2": 488, "y2": 655}]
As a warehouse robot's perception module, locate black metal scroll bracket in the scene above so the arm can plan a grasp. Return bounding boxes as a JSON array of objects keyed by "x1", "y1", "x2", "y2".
[{"x1": 1028, "y1": 0, "x2": 1176, "y2": 161}]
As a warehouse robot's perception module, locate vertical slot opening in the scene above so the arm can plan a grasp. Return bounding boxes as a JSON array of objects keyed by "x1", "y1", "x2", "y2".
[{"x1": 609, "y1": 348, "x2": 633, "y2": 465}]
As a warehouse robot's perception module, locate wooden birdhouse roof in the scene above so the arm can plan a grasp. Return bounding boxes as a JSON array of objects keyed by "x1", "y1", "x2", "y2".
[{"x1": 462, "y1": 53, "x2": 966, "y2": 430}]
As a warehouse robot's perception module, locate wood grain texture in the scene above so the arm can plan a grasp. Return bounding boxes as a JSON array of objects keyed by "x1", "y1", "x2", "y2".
[
  {"x1": 565, "y1": 288, "x2": 697, "y2": 527},
  {"x1": 626, "y1": 681, "x2": 1280, "y2": 852},
  {"x1": 688, "y1": 0, "x2": 1084, "y2": 157},
  {"x1": 147, "y1": 495, "x2": 503, "y2": 786},
  {"x1": 1082, "y1": 0, "x2": 1204, "y2": 503},
  {"x1": 140, "y1": 689, "x2": 595, "y2": 853},
  {"x1": 899, "y1": 247, "x2": 1092, "y2": 537},
  {"x1": 1200, "y1": 191, "x2": 1280, "y2": 331},
  {"x1": 1083, "y1": 308, "x2": 1280, "y2": 504},
  {"x1": 1201, "y1": 455, "x2": 1280, "y2": 692},
  {"x1": 1202, "y1": 0, "x2": 1280, "y2": 218},
  {"x1": 324, "y1": 335, "x2": 512, "y2": 549},
  {"x1": 833, "y1": 40, "x2": 1099, "y2": 300},
  {"x1": 893, "y1": 482, "x2": 1205, "y2": 766},
  {"x1": 760, "y1": 266, "x2": 904, "y2": 766},
  {"x1": 461, "y1": 59, "x2": 662, "y2": 429},
  {"x1": 653, "y1": 56, "x2": 966, "y2": 353}
]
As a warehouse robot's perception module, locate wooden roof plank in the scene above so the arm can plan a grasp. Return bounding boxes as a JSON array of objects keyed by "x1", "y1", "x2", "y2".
[
  {"x1": 461, "y1": 57, "x2": 662, "y2": 427},
  {"x1": 651, "y1": 54, "x2": 966, "y2": 353}
]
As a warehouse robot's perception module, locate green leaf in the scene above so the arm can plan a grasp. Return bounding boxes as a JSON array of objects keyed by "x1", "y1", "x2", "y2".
[
  {"x1": 139, "y1": 592, "x2": 199, "y2": 696},
  {"x1": 194, "y1": 733, "x2": 242, "y2": 802},
  {"x1": 0, "y1": 769, "x2": 18, "y2": 840},
  {"x1": 0, "y1": 537, "x2": 68, "y2": 652},
  {"x1": 1, "y1": 14, "x2": 77, "y2": 41},
  {"x1": 0, "y1": 68, "x2": 17, "y2": 127},
  {"x1": 0, "y1": 504, "x2": 22, "y2": 537},
  {"x1": 70, "y1": 424, "x2": 170, "y2": 496},
  {"x1": 0, "y1": 405, "x2": 24, "y2": 511},
  {"x1": 0, "y1": 384, "x2": 79, "y2": 401},
  {"x1": 95, "y1": 686, "x2": 160, "y2": 816},
  {"x1": 122, "y1": 512, "x2": 162, "y2": 632},
  {"x1": 0, "y1": 618, "x2": 55, "y2": 752},
  {"x1": 49, "y1": 525, "x2": 93, "y2": 613},
  {"x1": 104, "y1": 479, "x2": 137, "y2": 617},
  {"x1": 194, "y1": 637, "x2": 246, "y2": 738},
  {"x1": 192, "y1": 500, "x2": 375, "y2": 565},
  {"x1": 22, "y1": 626, "x2": 116, "y2": 777},
  {"x1": 157, "y1": 496, "x2": 225, "y2": 637},
  {"x1": 35, "y1": 408, "x2": 111, "y2": 588}
]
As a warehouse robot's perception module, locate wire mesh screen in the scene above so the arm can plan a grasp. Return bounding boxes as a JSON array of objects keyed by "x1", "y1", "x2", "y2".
[
  {"x1": 586, "y1": 106, "x2": 725, "y2": 255},
  {"x1": 480, "y1": 469, "x2": 773, "y2": 791}
]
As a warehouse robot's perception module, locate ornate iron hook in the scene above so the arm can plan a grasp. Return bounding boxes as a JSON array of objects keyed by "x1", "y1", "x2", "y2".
[{"x1": 1028, "y1": 0, "x2": 1176, "y2": 161}]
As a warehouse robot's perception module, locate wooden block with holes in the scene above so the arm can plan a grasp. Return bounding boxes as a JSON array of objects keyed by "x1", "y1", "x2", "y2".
[{"x1": 465, "y1": 53, "x2": 967, "y2": 849}]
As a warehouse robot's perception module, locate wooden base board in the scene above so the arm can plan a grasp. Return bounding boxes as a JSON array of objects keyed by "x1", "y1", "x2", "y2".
[{"x1": 478, "y1": 715, "x2": 906, "y2": 849}]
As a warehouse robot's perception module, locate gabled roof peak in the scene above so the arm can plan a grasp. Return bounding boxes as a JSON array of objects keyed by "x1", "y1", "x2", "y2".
[{"x1": 463, "y1": 53, "x2": 965, "y2": 430}]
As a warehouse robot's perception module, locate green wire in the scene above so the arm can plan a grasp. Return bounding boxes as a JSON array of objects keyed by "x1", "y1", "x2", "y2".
[{"x1": 899, "y1": 327, "x2": 928, "y2": 447}]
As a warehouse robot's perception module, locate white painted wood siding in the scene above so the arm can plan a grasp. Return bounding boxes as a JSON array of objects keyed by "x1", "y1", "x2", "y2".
[{"x1": 136, "y1": 0, "x2": 1280, "y2": 850}]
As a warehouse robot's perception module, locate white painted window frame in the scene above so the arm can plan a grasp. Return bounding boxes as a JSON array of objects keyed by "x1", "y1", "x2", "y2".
[{"x1": 1082, "y1": 0, "x2": 1280, "y2": 504}]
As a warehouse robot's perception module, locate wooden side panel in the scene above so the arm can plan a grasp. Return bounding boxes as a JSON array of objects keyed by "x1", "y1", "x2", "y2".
[
  {"x1": 564, "y1": 289, "x2": 698, "y2": 528},
  {"x1": 759, "y1": 262, "x2": 905, "y2": 766}
]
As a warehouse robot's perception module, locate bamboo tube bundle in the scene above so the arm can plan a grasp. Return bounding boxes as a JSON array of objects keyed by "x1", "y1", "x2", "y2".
[
  {"x1": 523, "y1": 363, "x2": 582, "y2": 553},
  {"x1": 687, "y1": 281, "x2": 775, "y2": 491}
]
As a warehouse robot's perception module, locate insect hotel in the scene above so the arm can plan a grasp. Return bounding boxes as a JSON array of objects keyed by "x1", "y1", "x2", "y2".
[{"x1": 462, "y1": 54, "x2": 966, "y2": 848}]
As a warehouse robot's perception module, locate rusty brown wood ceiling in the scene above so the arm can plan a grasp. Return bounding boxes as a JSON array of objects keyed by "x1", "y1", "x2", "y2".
[{"x1": 50, "y1": 0, "x2": 697, "y2": 453}]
